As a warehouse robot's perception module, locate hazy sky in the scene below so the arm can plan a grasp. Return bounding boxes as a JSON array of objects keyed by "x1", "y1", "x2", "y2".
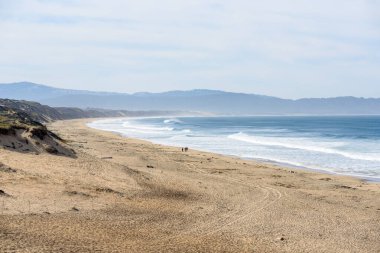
[{"x1": 0, "y1": 0, "x2": 379, "y2": 98}]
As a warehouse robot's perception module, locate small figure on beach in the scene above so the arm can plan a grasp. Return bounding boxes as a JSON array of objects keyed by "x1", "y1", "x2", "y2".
[{"x1": 184, "y1": 147, "x2": 189, "y2": 152}]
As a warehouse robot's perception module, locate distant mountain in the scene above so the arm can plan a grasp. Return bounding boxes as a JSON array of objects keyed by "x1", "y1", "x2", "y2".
[
  {"x1": 1, "y1": 82, "x2": 380, "y2": 115},
  {"x1": 0, "y1": 82, "x2": 116, "y2": 101}
]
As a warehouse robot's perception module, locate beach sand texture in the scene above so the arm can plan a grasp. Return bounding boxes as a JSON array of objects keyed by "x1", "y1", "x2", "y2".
[{"x1": 0, "y1": 119, "x2": 379, "y2": 252}]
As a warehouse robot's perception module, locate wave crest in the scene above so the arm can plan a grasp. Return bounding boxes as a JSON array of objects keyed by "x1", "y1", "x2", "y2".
[
  {"x1": 163, "y1": 118, "x2": 183, "y2": 124},
  {"x1": 228, "y1": 132, "x2": 380, "y2": 162}
]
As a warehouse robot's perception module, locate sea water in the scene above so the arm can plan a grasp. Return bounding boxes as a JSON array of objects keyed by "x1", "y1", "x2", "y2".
[{"x1": 88, "y1": 116, "x2": 380, "y2": 181}]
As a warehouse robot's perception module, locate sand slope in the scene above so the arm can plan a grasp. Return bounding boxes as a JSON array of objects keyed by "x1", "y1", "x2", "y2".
[{"x1": 0, "y1": 119, "x2": 379, "y2": 252}]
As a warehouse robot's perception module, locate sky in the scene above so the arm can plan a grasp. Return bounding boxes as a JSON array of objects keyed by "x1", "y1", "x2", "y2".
[{"x1": 0, "y1": 0, "x2": 379, "y2": 98}]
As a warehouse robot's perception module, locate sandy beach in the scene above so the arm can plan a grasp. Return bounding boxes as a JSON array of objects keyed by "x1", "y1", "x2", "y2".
[{"x1": 0, "y1": 118, "x2": 379, "y2": 252}]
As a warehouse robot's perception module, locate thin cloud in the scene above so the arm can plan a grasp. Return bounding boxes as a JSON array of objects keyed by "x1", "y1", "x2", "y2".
[{"x1": 0, "y1": 0, "x2": 379, "y2": 98}]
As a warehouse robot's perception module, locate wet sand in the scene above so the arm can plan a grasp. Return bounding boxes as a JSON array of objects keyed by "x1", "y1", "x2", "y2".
[{"x1": 0, "y1": 119, "x2": 379, "y2": 252}]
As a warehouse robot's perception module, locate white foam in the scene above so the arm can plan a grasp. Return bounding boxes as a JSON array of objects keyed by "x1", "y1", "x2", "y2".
[
  {"x1": 163, "y1": 118, "x2": 183, "y2": 124},
  {"x1": 122, "y1": 121, "x2": 173, "y2": 132},
  {"x1": 228, "y1": 132, "x2": 380, "y2": 162}
]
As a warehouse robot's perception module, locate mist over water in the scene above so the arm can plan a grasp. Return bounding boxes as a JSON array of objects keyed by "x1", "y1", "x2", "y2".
[{"x1": 89, "y1": 116, "x2": 380, "y2": 180}]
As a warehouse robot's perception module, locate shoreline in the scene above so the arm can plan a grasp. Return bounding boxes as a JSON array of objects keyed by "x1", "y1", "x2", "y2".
[
  {"x1": 87, "y1": 117, "x2": 380, "y2": 183},
  {"x1": 82, "y1": 118, "x2": 380, "y2": 191},
  {"x1": 1, "y1": 118, "x2": 379, "y2": 252},
  {"x1": 253, "y1": 158, "x2": 380, "y2": 183}
]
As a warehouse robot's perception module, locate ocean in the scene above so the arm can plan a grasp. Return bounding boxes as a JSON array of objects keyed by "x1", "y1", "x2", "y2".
[{"x1": 88, "y1": 116, "x2": 380, "y2": 181}]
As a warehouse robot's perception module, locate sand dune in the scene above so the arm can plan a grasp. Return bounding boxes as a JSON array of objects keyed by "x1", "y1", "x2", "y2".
[{"x1": 0, "y1": 119, "x2": 379, "y2": 252}]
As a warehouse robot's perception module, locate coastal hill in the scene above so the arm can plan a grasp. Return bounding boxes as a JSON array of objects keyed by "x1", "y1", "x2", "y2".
[
  {"x1": 1, "y1": 82, "x2": 380, "y2": 115},
  {"x1": 0, "y1": 98, "x2": 191, "y2": 123},
  {"x1": 0, "y1": 104, "x2": 75, "y2": 156},
  {"x1": 0, "y1": 98, "x2": 188, "y2": 155}
]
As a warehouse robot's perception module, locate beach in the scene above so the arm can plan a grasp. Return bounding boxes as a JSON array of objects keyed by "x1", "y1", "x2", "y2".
[{"x1": 0, "y1": 119, "x2": 379, "y2": 252}]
